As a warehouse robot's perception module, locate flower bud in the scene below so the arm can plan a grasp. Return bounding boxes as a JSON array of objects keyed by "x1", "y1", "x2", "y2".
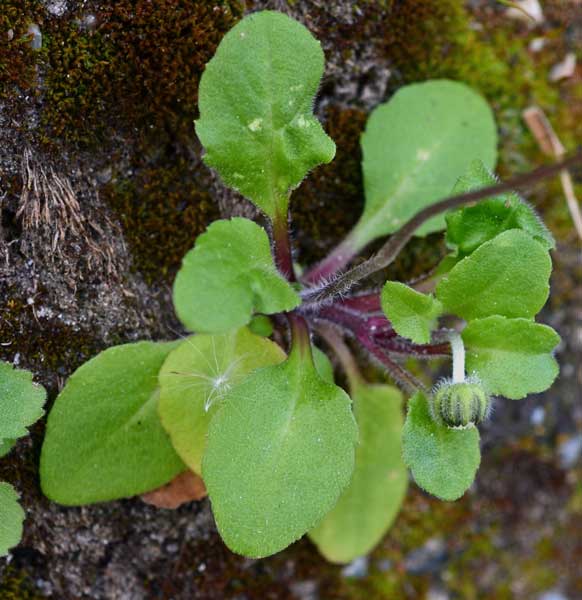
[{"x1": 431, "y1": 378, "x2": 490, "y2": 429}]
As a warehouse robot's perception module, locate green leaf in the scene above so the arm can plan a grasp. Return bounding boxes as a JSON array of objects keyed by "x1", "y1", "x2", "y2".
[
  {"x1": 402, "y1": 393, "x2": 480, "y2": 501},
  {"x1": 0, "y1": 439, "x2": 16, "y2": 458},
  {"x1": 309, "y1": 384, "x2": 407, "y2": 563},
  {"x1": 353, "y1": 80, "x2": 497, "y2": 248},
  {"x1": 436, "y1": 229, "x2": 551, "y2": 320},
  {"x1": 0, "y1": 360, "x2": 45, "y2": 441},
  {"x1": 0, "y1": 482, "x2": 24, "y2": 556},
  {"x1": 463, "y1": 316, "x2": 560, "y2": 399},
  {"x1": 446, "y1": 160, "x2": 555, "y2": 255},
  {"x1": 312, "y1": 345, "x2": 335, "y2": 384},
  {"x1": 202, "y1": 349, "x2": 358, "y2": 558},
  {"x1": 248, "y1": 315, "x2": 274, "y2": 338},
  {"x1": 158, "y1": 328, "x2": 286, "y2": 475},
  {"x1": 196, "y1": 11, "x2": 336, "y2": 220},
  {"x1": 173, "y1": 218, "x2": 300, "y2": 334},
  {"x1": 40, "y1": 341, "x2": 185, "y2": 505},
  {"x1": 381, "y1": 282, "x2": 442, "y2": 344}
]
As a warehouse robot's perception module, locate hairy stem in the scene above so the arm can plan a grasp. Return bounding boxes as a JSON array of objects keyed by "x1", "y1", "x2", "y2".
[
  {"x1": 337, "y1": 292, "x2": 382, "y2": 313},
  {"x1": 302, "y1": 236, "x2": 358, "y2": 284},
  {"x1": 358, "y1": 332, "x2": 427, "y2": 393},
  {"x1": 302, "y1": 151, "x2": 582, "y2": 305}
]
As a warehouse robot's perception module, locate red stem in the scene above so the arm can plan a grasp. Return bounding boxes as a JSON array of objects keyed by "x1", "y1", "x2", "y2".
[
  {"x1": 273, "y1": 210, "x2": 296, "y2": 282},
  {"x1": 337, "y1": 292, "x2": 382, "y2": 313},
  {"x1": 357, "y1": 332, "x2": 427, "y2": 393}
]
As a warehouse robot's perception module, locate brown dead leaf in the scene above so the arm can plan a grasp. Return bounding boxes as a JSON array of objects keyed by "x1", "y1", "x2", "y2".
[{"x1": 141, "y1": 471, "x2": 207, "y2": 509}]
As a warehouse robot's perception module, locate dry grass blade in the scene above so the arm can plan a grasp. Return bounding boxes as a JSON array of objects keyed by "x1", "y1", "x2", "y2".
[
  {"x1": 523, "y1": 106, "x2": 582, "y2": 241},
  {"x1": 16, "y1": 148, "x2": 121, "y2": 275}
]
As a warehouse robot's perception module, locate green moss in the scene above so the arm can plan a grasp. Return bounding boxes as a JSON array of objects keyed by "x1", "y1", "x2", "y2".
[
  {"x1": 103, "y1": 158, "x2": 220, "y2": 283},
  {"x1": 0, "y1": 293, "x2": 105, "y2": 388},
  {"x1": 41, "y1": 0, "x2": 242, "y2": 146},
  {"x1": 0, "y1": 0, "x2": 42, "y2": 102},
  {"x1": 0, "y1": 566, "x2": 44, "y2": 600},
  {"x1": 291, "y1": 106, "x2": 367, "y2": 266}
]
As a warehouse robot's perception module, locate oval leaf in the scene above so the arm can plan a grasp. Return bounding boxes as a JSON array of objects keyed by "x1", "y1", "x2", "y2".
[
  {"x1": 40, "y1": 341, "x2": 185, "y2": 505},
  {"x1": 0, "y1": 360, "x2": 45, "y2": 441},
  {"x1": 202, "y1": 350, "x2": 358, "y2": 558},
  {"x1": 445, "y1": 160, "x2": 555, "y2": 255},
  {"x1": 173, "y1": 218, "x2": 300, "y2": 334},
  {"x1": 158, "y1": 328, "x2": 286, "y2": 474},
  {"x1": 402, "y1": 393, "x2": 480, "y2": 501},
  {"x1": 463, "y1": 316, "x2": 560, "y2": 399},
  {"x1": 196, "y1": 11, "x2": 336, "y2": 219},
  {"x1": 309, "y1": 384, "x2": 407, "y2": 563},
  {"x1": 381, "y1": 281, "x2": 442, "y2": 344},
  {"x1": 312, "y1": 345, "x2": 335, "y2": 384},
  {"x1": 0, "y1": 482, "x2": 24, "y2": 557},
  {"x1": 436, "y1": 229, "x2": 551, "y2": 321},
  {"x1": 353, "y1": 80, "x2": 497, "y2": 248},
  {"x1": 0, "y1": 439, "x2": 16, "y2": 458}
]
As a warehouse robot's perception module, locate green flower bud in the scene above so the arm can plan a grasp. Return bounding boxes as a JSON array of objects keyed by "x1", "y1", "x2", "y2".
[{"x1": 431, "y1": 377, "x2": 491, "y2": 429}]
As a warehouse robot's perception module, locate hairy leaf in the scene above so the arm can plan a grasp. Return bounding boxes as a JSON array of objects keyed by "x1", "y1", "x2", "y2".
[
  {"x1": 0, "y1": 360, "x2": 45, "y2": 441},
  {"x1": 353, "y1": 80, "x2": 497, "y2": 248},
  {"x1": 248, "y1": 315, "x2": 274, "y2": 338},
  {"x1": 0, "y1": 439, "x2": 15, "y2": 458},
  {"x1": 173, "y1": 218, "x2": 300, "y2": 334},
  {"x1": 381, "y1": 282, "x2": 442, "y2": 344},
  {"x1": 312, "y1": 345, "x2": 335, "y2": 384},
  {"x1": 402, "y1": 393, "x2": 480, "y2": 501},
  {"x1": 463, "y1": 316, "x2": 560, "y2": 399},
  {"x1": 309, "y1": 384, "x2": 407, "y2": 563},
  {"x1": 196, "y1": 11, "x2": 335, "y2": 219},
  {"x1": 203, "y1": 349, "x2": 357, "y2": 558},
  {"x1": 446, "y1": 160, "x2": 555, "y2": 255},
  {"x1": 0, "y1": 482, "x2": 24, "y2": 557},
  {"x1": 158, "y1": 328, "x2": 286, "y2": 474},
  {"x1": 40, "y1": 341, "x2": 185, "y2": 505},
  {"x1": 436, "y1": 229, "x2": 551, "y2": 320}
]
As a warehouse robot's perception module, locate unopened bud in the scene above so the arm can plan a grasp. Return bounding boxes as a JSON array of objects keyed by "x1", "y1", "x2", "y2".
[{"x1": 431, "y1": 377, "x2": 491, "y2": 429}]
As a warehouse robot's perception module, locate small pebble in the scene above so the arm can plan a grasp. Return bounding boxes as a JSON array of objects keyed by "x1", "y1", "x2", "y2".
[
  {"x1": 341, "y1": 555, "x2": 368, "y2": 578},
  {"x1": 539, "y1": 591, "x2": 569, "y2": 600},
  {"x1": 558, "y1": 434, "x2": 582, "y2": 469},
  {"x1": 27, "y1": 23, "x2": 42, "y2": 50},
  {"x1": 530, "y1": 406, "x2": 545, "y2": 426},
  {"x1": 404, "y1": 537, "x2": 447, "y2": 575},
  {"x1": 506, "y1": 0, "x2": 544, "y2": 24},
  {"x1": 549, "y1": 53, "x2": 577, "y2": 82},
  {"x1": 43, "y1": 0, "x2": 68, "y2": 16},
  {"x1": 529, "y1": 37, "x2": 545, "y2": 53},
  {"x1": 376, "y1": 558, "x2": 392, "y2": 572}
]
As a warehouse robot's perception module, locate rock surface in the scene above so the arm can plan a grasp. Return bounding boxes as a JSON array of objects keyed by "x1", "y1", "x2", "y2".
[{"x1": 1, "y1": 1, "x2": 581, "y2": 598}]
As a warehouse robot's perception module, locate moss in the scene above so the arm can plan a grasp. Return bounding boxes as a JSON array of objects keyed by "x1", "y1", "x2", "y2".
[
  {"x1": 0, "y1": 0, "x2": 42, "y2": 102},
  {"x1": 0, "y1": 566, "x2": 44, "y2": 600},
  {"x1": 41, "y1": 0, "x2": 242, "y2": 147},
  {"x1": 0, "y1": 292, "x2": 106, "y2": 390},
  {"x1": 291, "y1": 105, "x2": 367, "y2": 267},
  {"x1": 103, "y1": 157, "x2": 220, "y2": 283},
  {"x1": 381, "y1": 0, "x2": 485, "y2": 85}
]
